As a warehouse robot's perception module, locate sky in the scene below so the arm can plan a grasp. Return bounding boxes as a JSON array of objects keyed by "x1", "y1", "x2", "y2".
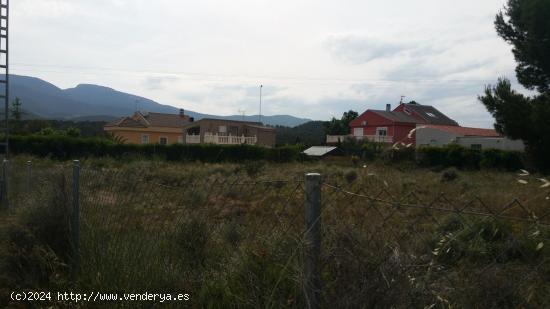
[{"x1": 10, "y1": 0, "x2": 524, "y2": 127}]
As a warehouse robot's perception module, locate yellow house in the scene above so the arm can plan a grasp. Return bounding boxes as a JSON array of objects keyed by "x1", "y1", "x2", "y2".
[{"x1": 104, "y1": 110, "x2": 192, "y2": 145}]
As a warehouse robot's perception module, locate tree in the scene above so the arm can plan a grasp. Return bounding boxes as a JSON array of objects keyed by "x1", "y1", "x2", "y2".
[
  {"x1": 494, "y1": 0, "x2": 550, "y2": 93},
  {"x1": 324, "y1": 110, "x2": 358, "y2": 135},
  {"x1": 479, "y1": 0, "x2": 550, "y2": 171}
]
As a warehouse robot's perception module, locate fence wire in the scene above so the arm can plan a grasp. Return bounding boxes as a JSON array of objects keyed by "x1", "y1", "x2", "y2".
[
  {"x1": 321, "y1": 182, "x2": 550, "y2": 309},
  {"x1": 76, "y1": 166, "x2": 308, "y2": 308},
  {"x1": 2, "y1": 160, "x2": 549, "y2": 308}
]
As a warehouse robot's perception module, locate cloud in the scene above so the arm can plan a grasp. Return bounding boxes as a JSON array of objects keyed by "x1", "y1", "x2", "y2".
[
  {"x1": 143, "y1": 76, "x2": 180, "y2": 90},
  {"x1": 324, "y1": 35, "x2": 415, "y2": 64}
]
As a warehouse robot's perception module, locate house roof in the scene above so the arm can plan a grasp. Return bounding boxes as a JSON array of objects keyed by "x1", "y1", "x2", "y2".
[
  {"x1": 370, "y1": 110, "x2": 418, "y2": 123},
  {"x1": 422, "y1": 125, "x2": 501, "y2": 137},
  {"x1": 105, "y1": 112, "x2": 191, "y2": 128},
  {"x1": 401, "y1": 103, "x2": 459, "y2": 126},
  {"x1": 303, "y1": 146, "x2": 338, "y2": 157},
  {"x1": 182, "y1": 118, "x2": 274, "y2": 130}
]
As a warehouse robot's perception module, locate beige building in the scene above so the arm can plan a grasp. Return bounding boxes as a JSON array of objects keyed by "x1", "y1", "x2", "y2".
[
  {"x1": 182, "y1": 118, "x2": 276, "y2": 147},
  {"x1": 104, "y1": 110, "x2": 192, "y2": 145}
]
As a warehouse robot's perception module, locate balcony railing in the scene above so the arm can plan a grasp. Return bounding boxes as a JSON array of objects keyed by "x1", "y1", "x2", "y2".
[
  {"x1": 326, "y1": 134, "x2": 394, "y2": 144},
  {"x1": 203, "y1": 133, "x2": 257, "y2": 145},
  {"x1": 363, "y1": 135, "x2": 393, "y2": 143},
  {"x1": 186, "y1": 134, "x2": 201, "y2": 144}
]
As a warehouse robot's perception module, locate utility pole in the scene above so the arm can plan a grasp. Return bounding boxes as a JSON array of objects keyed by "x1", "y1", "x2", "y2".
[
  {"x1": 259, "y1": 85, "x2": 263, "y2": 123},
  {"x1": 238, "y1": 109, "x2": 246, "y2": 121}
]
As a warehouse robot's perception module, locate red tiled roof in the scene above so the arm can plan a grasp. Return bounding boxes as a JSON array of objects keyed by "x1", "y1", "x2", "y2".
[{"x1": 422, "y1": 125, "x2": 501, "y2": 137}]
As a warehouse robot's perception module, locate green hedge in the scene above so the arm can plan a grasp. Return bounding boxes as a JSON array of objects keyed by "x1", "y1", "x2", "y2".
[
  {"x1": 416, "y1": 145, "x2": 524, "y2": 170},
  {"x1": 8, "y1": 135, "x2": 302, "y2": 163}
]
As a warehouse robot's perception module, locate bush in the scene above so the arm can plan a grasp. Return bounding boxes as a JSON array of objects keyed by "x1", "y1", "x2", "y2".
[
  {"x1": 344, "y1": 170, "x2": 358, "y2": 183},
  {"x1": 361, "y1": 141, "x2": 384, "y2": 160},
  {"x1": 8, "y1": 135, "x2": 302, "y2": 163},
  {"x1": 417, "y1": 145, "x2": 524, "y2": 170},
  {"x1": 441, "y1": 168, "x2": 459, "y2": 182}
]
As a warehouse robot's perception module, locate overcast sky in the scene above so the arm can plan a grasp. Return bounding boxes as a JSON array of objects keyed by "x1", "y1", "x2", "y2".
[{"x1": 11, "y1": 0, "x2": 523, "y2": 127}]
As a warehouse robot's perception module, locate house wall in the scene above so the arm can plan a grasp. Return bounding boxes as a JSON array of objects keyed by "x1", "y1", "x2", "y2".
[
  {"x1": 350, "y1": 110, "x2": 397, "y2": 137},
  {"x1": 416, "y1": 127, "x2": 459, "y2": 147},
  {"x1": 183, "y1": 119, "x2": 276, "y2": 147},
  {"x1": 256, "y1": 129, "x2": 276, "y2": 147},
  {"x1": 349, "y1": 110, "x2": 416, "y2": 143},
  {"x1": 105, "y1": 127, "x2": 183, "y2": 145},
  {"x1": 393, "y1": 124, "x2": 417, "y2": 144},
  {"x1": 456, "y1": 137, "x2": 525, "y2": 151}
]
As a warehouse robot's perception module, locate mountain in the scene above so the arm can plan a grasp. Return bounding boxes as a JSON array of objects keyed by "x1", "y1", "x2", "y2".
[{"x1": 8, "y1": 75, "x2": 312, "y2": 127}]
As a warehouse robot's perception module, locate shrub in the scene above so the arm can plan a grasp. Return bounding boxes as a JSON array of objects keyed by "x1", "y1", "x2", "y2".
[
  {"x1": 441, "y1": 168, "x2": 459, "y2": 182},
  {"x1": 0, "y1": 174, "x2": 72, "y2": 289},
  {"x1": 8, "y1": 135, "x2": 302, "y2": 163},
  {"x1": 417, "y1": 145, "x2": 524, "y2": 170},
  {"x1": 362, "y1": 141, "x2": 384, "y2": 160},
  {"x1": 344, "y1": 170, "x2": 358, "y2": 183}
]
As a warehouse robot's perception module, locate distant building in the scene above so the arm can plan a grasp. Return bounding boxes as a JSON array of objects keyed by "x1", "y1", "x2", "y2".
[
  {"x1": 327, "y1": 101, "x2": 524, "y2": 151},
  {"x1": 104, "y1": 109, "x2": 192, "y2": 145},
  {"x1": 182, "y1": 118, "x2": 276, "y2": 147},
  {"x1": 328, "y1": 102, "x2": 458, "y2": 145},
  {"x1": 416, "y1": 124, "x2": 525, "y2": 151}
]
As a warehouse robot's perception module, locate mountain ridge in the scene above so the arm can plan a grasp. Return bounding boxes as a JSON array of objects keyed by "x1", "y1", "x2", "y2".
[{"x1": 8, "y1": 75, "x2": 312, "y2": 127}]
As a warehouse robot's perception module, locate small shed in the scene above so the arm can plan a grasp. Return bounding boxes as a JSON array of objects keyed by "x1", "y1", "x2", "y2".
[{"x1": 303, "y1": 146, "x2": 341, "y2": 157}]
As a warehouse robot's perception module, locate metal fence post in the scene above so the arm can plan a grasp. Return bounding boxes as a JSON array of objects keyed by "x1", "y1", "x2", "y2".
[
  {"x1": 26, "y1": 160, "x2": 32, "y2": 193},
  {"x1": 72, "y1": 160, "x2": 81, "y2": 279},
  {"x1": 2, "y1": 159, "x2": 8, "y2": 209},
  {"x1": 305, "y1": 173, "x2": 321, "y2": 309}
]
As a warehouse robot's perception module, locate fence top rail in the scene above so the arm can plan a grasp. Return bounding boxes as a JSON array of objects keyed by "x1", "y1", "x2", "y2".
[{"x1": 322, "y1": 182, "x2": 550, "y2": 226}]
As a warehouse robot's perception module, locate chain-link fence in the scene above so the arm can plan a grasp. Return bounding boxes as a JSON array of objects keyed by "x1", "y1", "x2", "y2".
[{"x1": 2, "y1": 160, "x2": 549, "y2": 308}]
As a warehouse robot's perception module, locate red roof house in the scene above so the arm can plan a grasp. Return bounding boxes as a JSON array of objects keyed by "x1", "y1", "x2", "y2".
[{"x1": 348, "y1": 102, "x2": 459, "y2": 145}]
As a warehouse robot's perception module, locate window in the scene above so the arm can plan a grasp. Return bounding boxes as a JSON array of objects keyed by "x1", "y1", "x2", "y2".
[
  {"x1": 218, "y1": 125, "x2": 227, "y2": 134},
  {"x1": 159, "y1": 137, "x2": 168, "y2": 145},
  {"x1": 353, "y1": 127, "x2": 363, "y2": 137},
  {"x1": 141, "y1": 134, "x2": 149, "y2": 144},
  {"x1": 376, "y1": 127, "x2": 387, "y2": 136},
  {"x1": 229, "y1": 126, "x2": 239, "y2": 135},
  {"x1": 362, "y1": 120, "x2": 368, "y2": 126},
  {"x1": 471, "y1": 144, "x2": 482, "y2": 150},
  {"x1": 426, "y1": 112, "x2": 437, "y2": 118}
]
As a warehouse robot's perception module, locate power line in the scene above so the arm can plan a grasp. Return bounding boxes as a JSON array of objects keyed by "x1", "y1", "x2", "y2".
[{"x1": 9, "y1": 62, "x2": 505, "y2": 86}]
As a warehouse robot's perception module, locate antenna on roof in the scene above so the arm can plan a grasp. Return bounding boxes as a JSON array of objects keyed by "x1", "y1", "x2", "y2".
[
  {"x1": 400, "y1": 95, "x2": 406, "y2": 104},
  {"x1": 238, "y1": 109, "x2": 246, "y2": 121}
]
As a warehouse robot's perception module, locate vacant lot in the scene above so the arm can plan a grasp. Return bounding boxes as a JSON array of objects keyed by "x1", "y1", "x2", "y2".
[{"x1": 1, "y1": 156, "x2": 549, "y2": 308}]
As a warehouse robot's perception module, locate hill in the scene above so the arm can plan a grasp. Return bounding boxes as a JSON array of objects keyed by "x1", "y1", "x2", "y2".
[
  {"x1": 8, "y1": 75, "x2": 312, "y2": 127},
  {"x1": 275, "y1": 121, "x2": 327, "y2": 146}
]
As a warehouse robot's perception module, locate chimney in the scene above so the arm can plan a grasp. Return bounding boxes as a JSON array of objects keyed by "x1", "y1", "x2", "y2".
[
  {"x1": 386, "y1": 104, "x2": 391, "y2": 112},
  {"x1": 179, "y1": 108, "x2": 185, "y2": 117}
]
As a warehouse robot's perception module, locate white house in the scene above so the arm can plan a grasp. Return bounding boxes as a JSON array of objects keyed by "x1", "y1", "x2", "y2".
[{"x1": 416, "y1": 124, "x2": 525, "y2": 151}]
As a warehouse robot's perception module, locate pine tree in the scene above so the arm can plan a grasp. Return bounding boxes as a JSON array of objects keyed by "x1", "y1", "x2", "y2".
[{"x1": 479, "y1": 0, "x2": 550, "y2": 171}]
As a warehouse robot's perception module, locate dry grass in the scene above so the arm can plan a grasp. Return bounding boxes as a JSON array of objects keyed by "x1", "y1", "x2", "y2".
[{"x1": 1, "y1": 155, "x2": 549, "y2": 308}]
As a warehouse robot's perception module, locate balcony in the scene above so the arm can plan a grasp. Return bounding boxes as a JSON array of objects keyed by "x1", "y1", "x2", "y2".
[
  {"x1": 187, "y1": 133, "x2": 257, "y2": 145},
  {"x1": 186, "y1": 134, "x2": 201, "y2": 144}
]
